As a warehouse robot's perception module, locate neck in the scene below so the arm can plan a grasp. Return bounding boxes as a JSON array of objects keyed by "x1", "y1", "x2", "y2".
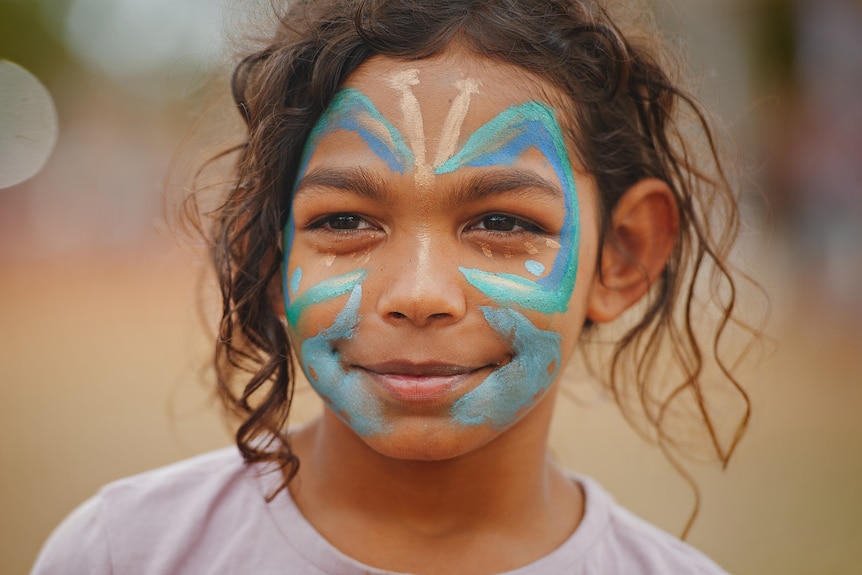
[
  {"x1": 287, "y1": 396, "x2": 583, "y2": 574},
  {"x1": 298, "y1": 411, "x2": 552, "y2": 533}
]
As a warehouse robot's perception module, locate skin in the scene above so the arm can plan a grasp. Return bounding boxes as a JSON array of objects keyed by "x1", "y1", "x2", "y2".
[{"x1": 279, "y1": 48, "x2": 678, "y2": 574}]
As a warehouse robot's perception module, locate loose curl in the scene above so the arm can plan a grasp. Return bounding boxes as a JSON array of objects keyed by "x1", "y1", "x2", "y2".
[{"x1": 189, "y1": 0, "x2": 761, "y2": 533}]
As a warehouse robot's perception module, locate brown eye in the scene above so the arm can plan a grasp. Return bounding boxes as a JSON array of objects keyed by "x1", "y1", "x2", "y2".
[
  {"x1": 482, "y1": 214, "x2": 517, "y2": 231},
  {"x1": 322, "y1": 214, "x2": 371, "y2": 230},
  {"x1": 471, "y1": 214, "x2": 540, "y2": 233}
]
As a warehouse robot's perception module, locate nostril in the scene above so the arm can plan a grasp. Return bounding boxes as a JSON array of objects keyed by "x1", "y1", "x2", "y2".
[
  {"x1": 390, "y1": 311, "x2": 408, "y2": 320},
  {"x1": 429, "y1": 312, "x2": 451, "y2": 321}
]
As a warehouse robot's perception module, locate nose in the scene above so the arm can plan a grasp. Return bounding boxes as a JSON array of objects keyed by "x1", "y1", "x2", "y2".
[{"x1": 375, "y1": 232, "x2": 468, "y2": 327}]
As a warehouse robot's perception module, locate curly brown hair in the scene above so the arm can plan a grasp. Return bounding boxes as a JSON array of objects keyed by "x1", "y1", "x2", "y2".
[{"x1": 187, "y1": 0, "x2": 761, "y2": 535}]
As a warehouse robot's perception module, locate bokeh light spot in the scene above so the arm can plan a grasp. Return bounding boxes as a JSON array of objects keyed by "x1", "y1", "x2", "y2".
[{"x1": 0, "y1": 61, "x2": 59, "y2": 189}]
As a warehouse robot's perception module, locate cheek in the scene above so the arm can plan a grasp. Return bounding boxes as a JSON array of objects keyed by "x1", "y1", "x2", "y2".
[
  {"x1": 451, "y1": 306, "x2": 562, "y2": 429},
  {"x1": 283, "y1": 242, "x2": 368, "y2": 328},
  {"x1": 290, "y1": 284, "x2": 392, "y2": 437}
]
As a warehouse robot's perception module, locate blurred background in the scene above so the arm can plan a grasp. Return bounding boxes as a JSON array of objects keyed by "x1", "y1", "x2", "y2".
[{"x1": 1, "y1": 0, "x2": 861, "y2": 573}]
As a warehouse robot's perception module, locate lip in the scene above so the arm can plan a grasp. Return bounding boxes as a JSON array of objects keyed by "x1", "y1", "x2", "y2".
[{"x1": 358, "y1": 361, "x2": 488, "y2": 403}]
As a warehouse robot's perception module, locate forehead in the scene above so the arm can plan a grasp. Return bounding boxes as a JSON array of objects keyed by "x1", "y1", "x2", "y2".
[{"x1": 340, "y1": 50, "x2": 571, "y2": 137}]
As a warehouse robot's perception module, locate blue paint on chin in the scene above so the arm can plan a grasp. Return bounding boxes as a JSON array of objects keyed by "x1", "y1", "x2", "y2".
[
  {"x1": 300, "y1": 286, "x2": 388, "y2": 436},
  {"x1": 451, "y1": 306, "x2": 561, "y2": 428}
]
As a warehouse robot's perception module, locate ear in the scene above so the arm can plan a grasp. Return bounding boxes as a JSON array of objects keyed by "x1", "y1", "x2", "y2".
[{"x1": 587, "y1": 178, "x2": 678, "y2": 323}]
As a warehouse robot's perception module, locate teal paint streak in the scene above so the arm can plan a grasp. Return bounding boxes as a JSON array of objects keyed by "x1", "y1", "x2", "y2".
[
  {"x1": 451, "y1": 306, "x2": 561, "y2": 428},
  {"x1": 300, "y1": 285, "x2": 388, "y2": 436},
  {"x1": 459, "y1": 267, "x2": 568, "y2": 314},
  {"x1": 439, "y1": 101, "x2": 580, "y2": 313},
  {"x1": 286, "y1": 269, "x2": 368, "y2": 327},
  {"x1": 290, "y1": 268, "x2": 302, "y2": 296},
  {"x1": 525, "y1": 260, "x2": 545, "y2": 277}
]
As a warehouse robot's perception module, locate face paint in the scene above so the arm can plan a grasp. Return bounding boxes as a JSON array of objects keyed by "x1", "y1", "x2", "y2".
[
  {"x1": 283, "y1": 87, "x2": 411, "y2": 437},
  {"x1": 385, "y1": 69, "x2": 432, "y2": 190},
  {"x1": 289, "y1": 268, "x2": 302, "y2": 296},
  {"x1": 433, "y1": 78, "x2": 481, "y2": 167},
  {"x1": 284, "y1": 58, "x2": 585, "y2": 444},
  {"x1": 300, "y1": 285, "x2": 389, "y2": 436},
  {"x1": 286, "y1": 269, "x2": 367, "y2": 328},
  {"x1": 525, "y1": 260, "x2": 545, "y2": 277},
  {"x1": 283, "y1": 88, "x2": 415, "y2": 308},
  {"x1": 437, "y1": 101, "x2": 580, "y2": 314},
  {"x1": 452, "y1": 306, "x2": 561, "y2": 428},
  {"x1": 299, "y1": 88, "x2": 415, "y2": 178}
]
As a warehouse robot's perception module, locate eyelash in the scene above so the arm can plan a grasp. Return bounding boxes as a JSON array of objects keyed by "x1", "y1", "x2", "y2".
[
  {"x1": 307, "y1": 212, "x2": 546, "y2": 236},
  {"x1": 309, "y1": 213, "x2": 377, "y2": 232},
  {"x1": 468, "y1": 213, "x2": 545, "y2": 235}
]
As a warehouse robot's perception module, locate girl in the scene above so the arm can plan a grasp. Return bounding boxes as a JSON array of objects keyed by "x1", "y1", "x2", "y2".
[{"x1": 33, "y1": 0, "x2": 756, "y2": 573}]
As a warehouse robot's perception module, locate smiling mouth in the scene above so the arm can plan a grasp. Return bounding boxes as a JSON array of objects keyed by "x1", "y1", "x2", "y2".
[{"x1": 357, "y1": 361, "x2": 498, "y2": 403}]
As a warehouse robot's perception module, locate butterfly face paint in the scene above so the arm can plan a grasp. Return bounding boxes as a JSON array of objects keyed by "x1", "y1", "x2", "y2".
[
  {"x1": 438, "y1": 101, "x2": 580, "y2": 314},
  {"x1": 283, "y1": 53, "x2": 593, "y2": 453}
]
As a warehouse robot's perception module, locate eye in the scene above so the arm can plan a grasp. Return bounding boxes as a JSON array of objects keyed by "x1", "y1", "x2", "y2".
[
  {"x1": 470, "y1": 214, "x2": 540, "y2": 233},
  {"x1": 316, "y1": 213, "x2": 374, "y2": 231}
]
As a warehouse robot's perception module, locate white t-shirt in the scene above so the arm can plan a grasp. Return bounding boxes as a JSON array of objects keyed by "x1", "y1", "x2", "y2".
[{"x1": 31, "y1": 447, "x2": 728, "y2": 574}]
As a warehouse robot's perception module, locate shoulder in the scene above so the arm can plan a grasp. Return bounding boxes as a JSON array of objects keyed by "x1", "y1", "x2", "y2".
[
  {"x1": 31, "y1": 447, "x2": 294, "y2": 575},
  {"x1": 568, "y1": 474, "x2": 730, "y2": 574}
]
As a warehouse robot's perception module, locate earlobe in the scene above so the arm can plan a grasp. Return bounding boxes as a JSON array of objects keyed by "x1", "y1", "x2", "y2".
[{"x1": 587, "y1": 178, "x2": 678, "y2": 324}]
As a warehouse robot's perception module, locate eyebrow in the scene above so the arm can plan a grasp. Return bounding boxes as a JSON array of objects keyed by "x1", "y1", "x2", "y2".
[
  {"x1": 445, "y1": 169, "x2": 564, "y2": 209},
  {"x1": 293, "y1": 167, "x2": 396, "y2": 204},
  {"x1": 293, "y1": 166, "x2": 563, "y2": 208}
]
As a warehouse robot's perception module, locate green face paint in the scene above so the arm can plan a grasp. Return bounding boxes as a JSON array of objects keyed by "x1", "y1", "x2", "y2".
[{"x1": 286, "y1": 269, "x2": 368, "y2": 328}]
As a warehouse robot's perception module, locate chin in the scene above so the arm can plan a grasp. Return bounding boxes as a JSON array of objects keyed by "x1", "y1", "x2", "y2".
[{"x1": 358, "y1": 418, "x2": 500, "y2": 462}]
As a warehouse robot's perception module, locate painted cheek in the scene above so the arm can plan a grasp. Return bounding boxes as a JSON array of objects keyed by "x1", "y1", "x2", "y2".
[
  {"x1": 451, "y1": 306, "x2": 561, "y2": 428},
  {"x1": 286, "y1": 269, "x2": 368, "y2": 328},
  {"x1": 290, "y1": 268, "x2": 302, "y2": 296},
  {"x1": 298, "y1": 285, "x2": 390, "y2": 436}
]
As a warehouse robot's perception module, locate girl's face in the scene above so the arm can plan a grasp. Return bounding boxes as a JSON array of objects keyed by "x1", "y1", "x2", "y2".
[{"x1": 284, "y1": 51, "x2": 600, "y2": 460}]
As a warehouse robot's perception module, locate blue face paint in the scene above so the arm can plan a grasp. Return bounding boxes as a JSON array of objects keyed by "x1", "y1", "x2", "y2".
[
  {"x1": 459, "y1": 266, "x2": 566, "y2": 314},
  {"x1": 286, "y1": 269, "x2": 368, "y2": 328},
  {"x1": 452, "y1": 306, "x2": 561, "y2": 428},
  {"x1": 525, "y1": 260, "x2": 545, "y2": 277},
  {"x1": 297, "y1": 88, "x2": 415, "y2": 179},
  {"x1": 283, "y1": 88, "x2": 418, "y2": 308},
  {"x1": 290, "y1": 268, "x2": 303, "y2": 296},
  {"x1": 438, "y1": 101, "x2": 580, "y2": 314},
  {"x1": 300, "y1": 285, "x2": 389, "y2": 436},
  {"x1": 282, "y1": 88, "x2": 420, "y2": 438},
  {"x1": 285, "y1": 86, "x2": 576, "y2": 441}
]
